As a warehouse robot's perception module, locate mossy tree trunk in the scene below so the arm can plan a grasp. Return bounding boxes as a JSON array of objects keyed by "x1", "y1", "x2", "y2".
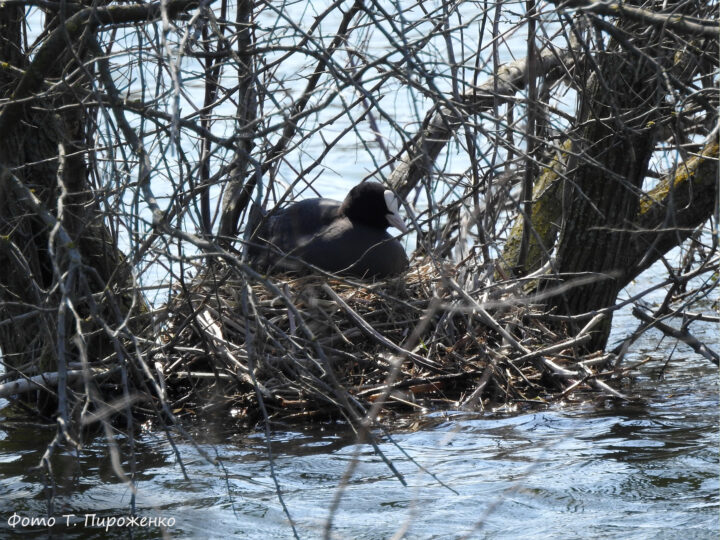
[
  {"x1": 545, "y1": 59, "x2": 659, "y2": 349},
  {"x1": 500, "y1": 17, "x2": 717, "y2": 352}
]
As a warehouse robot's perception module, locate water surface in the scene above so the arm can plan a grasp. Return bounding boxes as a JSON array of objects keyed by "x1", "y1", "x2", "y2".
[{"x1": 1, "y1": 331, "x2": 717, "y2": 539}]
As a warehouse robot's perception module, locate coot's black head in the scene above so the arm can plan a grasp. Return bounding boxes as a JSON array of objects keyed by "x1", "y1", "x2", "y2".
[{"x1": 340, "y1": 182, "x2": 408, "y2": 232}]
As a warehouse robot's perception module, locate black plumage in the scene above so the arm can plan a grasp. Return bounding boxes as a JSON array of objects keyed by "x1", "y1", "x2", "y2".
[{"x1": 247, "y1": 182, "x2": 409, "y2": 278}]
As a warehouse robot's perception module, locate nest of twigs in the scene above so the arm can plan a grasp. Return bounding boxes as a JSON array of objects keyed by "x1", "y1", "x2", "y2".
[{"x1": 161, "y1": 257, "x2": 622, "y2": 424}]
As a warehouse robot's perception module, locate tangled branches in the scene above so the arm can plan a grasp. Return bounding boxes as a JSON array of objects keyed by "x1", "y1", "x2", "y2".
[{"x1": 160, "y1": 255, "x2": 625, "y2": 426}]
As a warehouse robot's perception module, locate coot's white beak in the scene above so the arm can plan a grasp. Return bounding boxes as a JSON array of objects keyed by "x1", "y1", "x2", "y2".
[{"x1": 384, "y1": 190, "x2": 409, "y2": 233}]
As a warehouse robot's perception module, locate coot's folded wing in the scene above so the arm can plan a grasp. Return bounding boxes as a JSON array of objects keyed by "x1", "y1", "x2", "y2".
[
  {"x1": 247, "y1": 198, "x2": 341, "y2": 271},
  {"x1": 297, "y1": 219, "x2": 408, "y2": 277}
]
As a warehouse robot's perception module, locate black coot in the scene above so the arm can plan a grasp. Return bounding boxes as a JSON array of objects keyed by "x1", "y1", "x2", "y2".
[{"x1": 247, "y1": 182, "x2": 409, "y2": 277}]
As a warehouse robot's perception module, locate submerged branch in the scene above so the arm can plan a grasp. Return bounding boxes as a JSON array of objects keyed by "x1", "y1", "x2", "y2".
[{"x1": 632, "y1": 307, "x2": 719, "y2": 366}]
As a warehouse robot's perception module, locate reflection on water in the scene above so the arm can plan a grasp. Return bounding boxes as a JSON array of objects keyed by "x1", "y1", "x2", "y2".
[{"x1": 0, "y1": 340, "x2": 717, "y2": 539}]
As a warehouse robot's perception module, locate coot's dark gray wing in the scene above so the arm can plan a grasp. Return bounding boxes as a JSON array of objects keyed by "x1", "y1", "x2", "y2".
[
  {"x1": 296, "y1": 218, "x2": 408, "y2": 278},
  {"x1": 247, "y1": 198, "x2": 341, "y2": 271}
]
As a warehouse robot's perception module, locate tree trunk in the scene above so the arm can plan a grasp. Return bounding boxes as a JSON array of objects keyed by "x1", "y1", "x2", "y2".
[
  {"x1": 544, "y1": 23, "x2": 675, "y2": 350},
  {"x1": 0, "y1": 6, "x2": 135, "y2": 376}
]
